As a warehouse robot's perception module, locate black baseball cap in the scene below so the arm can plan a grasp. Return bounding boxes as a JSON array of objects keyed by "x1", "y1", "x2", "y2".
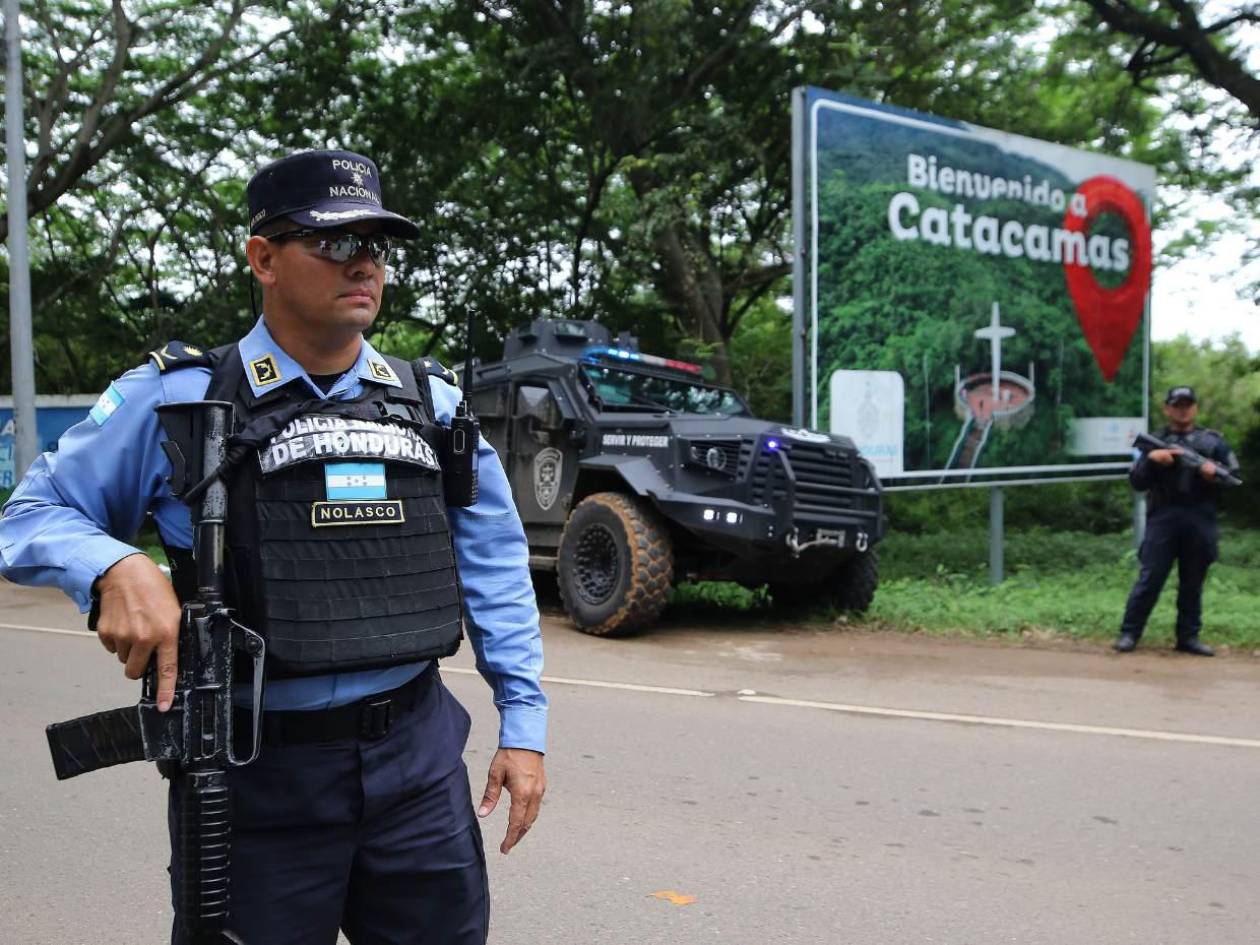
[
  {"x1": 1165, "y1": 386, "x2": 1197, "y2": 405},
  {"x1": 246, "y1": 149, "x2": 420, "y2": 239}
]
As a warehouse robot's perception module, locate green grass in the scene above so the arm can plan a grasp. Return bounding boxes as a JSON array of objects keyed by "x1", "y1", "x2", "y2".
[
  {"x1": 13, "y1": 484, "x2": 1257, "y2": 651},
  {"x1": 673, "y1": 523, "x2": 1260, "y2": 651},
  {"x1": 868, "y1": 523, "x2": 1260, "y2": 649}
]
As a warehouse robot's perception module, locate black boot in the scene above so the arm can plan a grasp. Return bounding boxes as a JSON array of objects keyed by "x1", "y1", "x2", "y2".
[
  {"x1": 1175, "y1": 639, "x2": 1215, "y2": 657},
  {"x1": 1113, "y1": 634, "x2": 1138, "y2": 653}
]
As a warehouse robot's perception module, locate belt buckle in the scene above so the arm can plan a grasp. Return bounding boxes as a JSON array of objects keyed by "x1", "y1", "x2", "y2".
[{"x1": 361, "y1": 697, "x2": 393, "y2": 740}]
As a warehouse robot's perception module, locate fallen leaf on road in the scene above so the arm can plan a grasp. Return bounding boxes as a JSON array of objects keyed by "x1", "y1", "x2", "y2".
[{"x1": 649, "y1": 890, "x2": 697, "y2": 906}]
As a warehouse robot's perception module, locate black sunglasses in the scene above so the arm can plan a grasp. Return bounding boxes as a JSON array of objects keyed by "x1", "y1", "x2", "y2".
[{"x1": 266, "y1": 228, "x2": 394, "y2": 266}]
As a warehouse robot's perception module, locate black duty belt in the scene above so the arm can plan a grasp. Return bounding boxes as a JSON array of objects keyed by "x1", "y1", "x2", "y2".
[{"x1": 238, "y1": 663, "x2": 437, "y2": 746}]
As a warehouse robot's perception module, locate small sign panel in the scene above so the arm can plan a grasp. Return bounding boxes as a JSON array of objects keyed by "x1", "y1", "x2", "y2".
[{"x1": 829, "y1": 369, "x2": 905, "y2": 478}]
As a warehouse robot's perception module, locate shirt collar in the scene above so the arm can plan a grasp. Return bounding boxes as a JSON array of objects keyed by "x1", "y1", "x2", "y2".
[{"x1": 239, "y1": 317, "x2": 403, "y2": 398}]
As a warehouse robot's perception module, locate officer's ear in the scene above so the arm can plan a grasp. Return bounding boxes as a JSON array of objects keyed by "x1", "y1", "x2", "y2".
[{"x1": 246, "y1": 235, "x2": 282, "y2": 288}]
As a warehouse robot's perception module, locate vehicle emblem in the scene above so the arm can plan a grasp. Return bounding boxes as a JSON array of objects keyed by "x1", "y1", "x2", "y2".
[
  {"x1": 704, "y1": 446, "x2": 727, "y2": 471},
  {"x1": 780, "y1": 426, "x2": 830, "y2": 444},
  {"x1": 534, "y1": 447, "x2": 563, "y2": 511}
]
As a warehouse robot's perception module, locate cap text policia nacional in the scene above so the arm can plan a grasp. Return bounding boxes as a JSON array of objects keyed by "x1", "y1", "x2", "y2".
[{"x1": 247, "y1": 150, "x2": 420, "y2": 239}]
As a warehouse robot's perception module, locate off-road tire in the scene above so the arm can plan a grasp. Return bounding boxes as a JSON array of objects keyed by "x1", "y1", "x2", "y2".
[
  {"x1": 770, "y1": 549, "x2": 879, "y2": 614},
  {"x1": 557, "y1": 492, "x2": 674, "y2": 636},
  {"x1": 832, "y1": 548, "x2": 879, "y2": 612}
]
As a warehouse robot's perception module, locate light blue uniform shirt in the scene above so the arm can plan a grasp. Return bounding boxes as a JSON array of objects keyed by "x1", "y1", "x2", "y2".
[{"x1": 0, "y1": 319, "x2": 547, "y2": 752}]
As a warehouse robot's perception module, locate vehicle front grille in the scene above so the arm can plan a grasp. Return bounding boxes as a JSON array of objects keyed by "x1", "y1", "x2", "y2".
[{"x1": 749, "y1": 440, "x2": 871, "y2": 525}]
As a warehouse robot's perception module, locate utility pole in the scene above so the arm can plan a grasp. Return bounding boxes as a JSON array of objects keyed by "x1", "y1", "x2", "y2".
[{"x1": 4, "y1": 0, "x2": 38, "y2": 483}]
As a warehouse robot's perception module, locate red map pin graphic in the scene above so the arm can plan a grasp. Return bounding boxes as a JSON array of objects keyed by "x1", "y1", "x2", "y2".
[{"x1": 1062, "y1": 175, "x2": 1152, "y2": 382}]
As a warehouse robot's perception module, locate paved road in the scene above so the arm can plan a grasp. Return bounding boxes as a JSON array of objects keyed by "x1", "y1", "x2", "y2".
[{"x1": 3, "y1": 582, "x2": 1259, "y2": 944}]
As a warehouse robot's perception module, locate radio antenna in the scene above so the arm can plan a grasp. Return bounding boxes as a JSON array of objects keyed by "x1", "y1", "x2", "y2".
[{"x1": 462, "y1": 302, "x2": 475, "y2": 394}]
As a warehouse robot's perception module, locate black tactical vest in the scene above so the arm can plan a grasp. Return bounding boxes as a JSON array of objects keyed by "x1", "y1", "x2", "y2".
[
  {"x1": 1147, "y1": 426, "x2": 1226, "y2": 514},
  {"x1": 163, "y1": 342, "x2": 464, "y2": 679}
]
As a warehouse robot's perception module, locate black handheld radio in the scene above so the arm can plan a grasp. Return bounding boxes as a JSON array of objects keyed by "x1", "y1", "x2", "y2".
[{"x1": 443, "y1": 305, "x2": 480, "y2": 507}]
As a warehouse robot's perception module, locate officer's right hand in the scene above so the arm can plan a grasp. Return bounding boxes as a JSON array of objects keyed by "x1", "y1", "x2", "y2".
[
  {"x1": 1148, "y1": 448, "x2": 1181, "y2": 466},
  {"x1": 94, "y1": 553, "x2": 181, "y2": 711}
]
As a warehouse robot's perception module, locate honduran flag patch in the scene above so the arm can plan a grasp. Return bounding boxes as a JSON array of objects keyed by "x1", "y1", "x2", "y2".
[
  {"x1": 89, "y1": 384, "x2": 125, "y2": 426},
  {"x1": 324, "y1": 462, "x2": 387, "y2": 500}
]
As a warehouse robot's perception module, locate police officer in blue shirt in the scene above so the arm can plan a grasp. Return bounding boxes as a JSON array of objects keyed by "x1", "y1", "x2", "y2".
[
  {"x1": 1114, "y1": 386, "x2": 1241, "y2": 656},
  {"x1": 0, "y1": 149, "x2": 547, "y2": 944}
]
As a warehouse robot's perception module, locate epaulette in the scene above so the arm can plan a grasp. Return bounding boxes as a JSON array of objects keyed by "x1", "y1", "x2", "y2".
[
  {"x1": 416, "y1": 357, "x2": 459, "y2": 388},
  {"x1": 148, "y1": 341, "x2": 212, "y2": 373}
]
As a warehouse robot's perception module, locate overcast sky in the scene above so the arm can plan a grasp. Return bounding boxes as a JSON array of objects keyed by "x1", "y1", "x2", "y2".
[{"x1": 1151, "y1": 229, "x2": 1257, "y2": 352}]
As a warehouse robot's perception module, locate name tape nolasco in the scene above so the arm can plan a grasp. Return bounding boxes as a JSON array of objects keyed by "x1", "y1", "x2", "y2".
[{"x1": 311, "y1": 499, "x2": 406, "y2": 527}]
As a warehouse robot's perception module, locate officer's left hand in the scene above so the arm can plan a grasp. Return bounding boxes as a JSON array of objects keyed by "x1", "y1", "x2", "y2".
[
  {"x1": 478, "y1": 748, "x2": 546, "y2": 854},
  {"x1": 1199, "y1": 461, "x2": 1217, "y2": 480}
]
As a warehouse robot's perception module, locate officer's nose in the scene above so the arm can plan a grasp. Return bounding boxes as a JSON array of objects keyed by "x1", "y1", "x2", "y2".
[{"x1": 345, "y1": 247, "x2": 379, "y2": 279}]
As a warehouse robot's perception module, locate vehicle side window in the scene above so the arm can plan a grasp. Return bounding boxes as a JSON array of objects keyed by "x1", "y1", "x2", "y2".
[
  {"x1": 515, "y1": 385, "x2": 561, "y2": 429},
  {"x1": 470, "y1": 385, "x2": 509, "y2": 453},
  {"x1": 469, "y1": 385, "x2": 506, "y2": 418}
]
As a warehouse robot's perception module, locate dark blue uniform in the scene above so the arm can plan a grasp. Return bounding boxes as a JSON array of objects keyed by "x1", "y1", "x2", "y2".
[{"x1": 1119, "y1": 426, "x2": 1240, "y2": 646}]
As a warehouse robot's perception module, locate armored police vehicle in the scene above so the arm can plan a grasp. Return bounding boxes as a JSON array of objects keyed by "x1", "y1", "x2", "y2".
[{"x1": 464, "y1": 319, "x2": 885, "y2": 636}]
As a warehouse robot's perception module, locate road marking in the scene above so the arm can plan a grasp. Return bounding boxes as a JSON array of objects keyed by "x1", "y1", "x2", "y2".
[
  {"x1": 0, "y1": 622, "x2": 93, "y2": 637},
  {"x1": 443, "y1": 666, "x2": 714, "y2": 698},
  {"x1": 6, "y1": 621, "x2": 1257, "y2": 748},
  {"x1": 738, "y1": 695, "x2": 1260, "y2": 749}
]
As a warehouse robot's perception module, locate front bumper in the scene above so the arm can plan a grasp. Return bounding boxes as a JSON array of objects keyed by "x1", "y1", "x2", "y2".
[{"x1": 653, "y1": 437, "x2": 884, "y2": 560}]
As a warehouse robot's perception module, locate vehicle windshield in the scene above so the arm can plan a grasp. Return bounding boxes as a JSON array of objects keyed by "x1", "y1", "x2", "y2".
[{"x1": 581, "y1": 363, "x2": 748, "y2": 416}]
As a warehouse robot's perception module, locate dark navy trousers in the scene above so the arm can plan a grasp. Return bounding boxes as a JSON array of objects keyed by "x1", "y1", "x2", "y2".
[
  {"x1": 1120, "y1": 505, "x2": 1218, "y2": 643},
  {"x1": 169, "y1": 672, "x2": 488, "y2": 945}
]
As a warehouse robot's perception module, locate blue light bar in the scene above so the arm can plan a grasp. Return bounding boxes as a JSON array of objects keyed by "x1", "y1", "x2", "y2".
[{"x1": 583, "y1": 345, "x2": 704, "y2": 375}]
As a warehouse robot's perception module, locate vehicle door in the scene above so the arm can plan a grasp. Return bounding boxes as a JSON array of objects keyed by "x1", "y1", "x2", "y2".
[{"x1": 508, "y1": 382, "x2": 578, "y2": 529}]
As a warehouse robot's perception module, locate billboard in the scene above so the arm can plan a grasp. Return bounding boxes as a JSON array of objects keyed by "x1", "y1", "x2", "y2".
[
  {"x1": 792, "y1": 87, "x2": 1154, "y2": 484},
  {"x1": 0, "y1": 397, "x2": 97, "y2": 490}
]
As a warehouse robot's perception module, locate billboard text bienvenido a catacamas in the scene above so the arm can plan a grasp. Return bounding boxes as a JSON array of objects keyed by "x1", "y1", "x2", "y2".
[
  {"x1": 888, "y1": 154, "x2": 1130, "y2": 274},
  {"x1": 797, "y1": 88, "x2": 1155, "y2": 481}
]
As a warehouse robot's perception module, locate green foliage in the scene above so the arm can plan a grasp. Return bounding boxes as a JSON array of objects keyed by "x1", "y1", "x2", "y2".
[
  {"x1": 725, "y1": 297, "x2": 794, "y2": 421},
  {"x1": 887, "y1": 479, "x2": 1136, "y2": 535},
  {"x1": 1152, "y1": 335, "x2": 1260, "y2": 522},
  {"x1": 870, "y1": 525, "x2": 1260, "y2": 648}
]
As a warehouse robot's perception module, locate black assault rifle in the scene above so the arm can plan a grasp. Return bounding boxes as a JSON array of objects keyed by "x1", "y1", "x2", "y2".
[
  {"x1": 1133, "y1": 431, "x2": 1243, "y2": 487},
  {"x1": 46, "y1": 401, "x2": 266, "y2": 944}
]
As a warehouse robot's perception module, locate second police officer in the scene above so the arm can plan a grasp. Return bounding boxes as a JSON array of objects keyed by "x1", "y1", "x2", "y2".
[
  {"x1": 1114, "y1": 386, "x2": 1241, "y2": 656},
  {"x1": 0, "y1": 150, "x2": 547, "y2": 944}
]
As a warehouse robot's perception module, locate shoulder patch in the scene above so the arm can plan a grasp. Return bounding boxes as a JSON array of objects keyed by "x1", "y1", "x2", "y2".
[
  {"x1": 89, "y1": 383, "x2": 126, "y2": 426},
  {"x1": 148, "y1": 341, "x2": 211, "y2": 373},
  {"x1": 418, "y1": 357, "x2": 459, "y2": 388}
]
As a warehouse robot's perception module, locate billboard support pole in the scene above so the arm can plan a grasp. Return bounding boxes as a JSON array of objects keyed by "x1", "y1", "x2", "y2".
[
  {"x1": 989, "y1": 486, "x2": 1004, "y2": 585},
  {"x1": 4, "y1": 0, "x2": 38, "y2": 483},
  {"x1": 790, "y1": 87, "x2": 806, "y2": 429}
]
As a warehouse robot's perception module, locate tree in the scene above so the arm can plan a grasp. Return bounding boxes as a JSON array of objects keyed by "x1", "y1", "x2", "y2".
[
  {"x1": 1068, "y1": 1, "x2": 1260, "y2": 299},
  {"x1": 0, "y1": 2, "x2": 362, "y2": 392},
  {"x1": 1079, "y1": 0, "x2": 1260, "y2": 121},
  {"x1": 1, "y1": 0, "x2": 277, "y2": 244}
]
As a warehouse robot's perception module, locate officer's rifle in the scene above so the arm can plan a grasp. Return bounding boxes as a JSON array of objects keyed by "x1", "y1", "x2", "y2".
[
  {"x1": 1133, "y1": 431, "x2": 1242, "y2": 487},
  {"x1": 46, "y1": 401, "x2": 265, "y2": 944}
]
